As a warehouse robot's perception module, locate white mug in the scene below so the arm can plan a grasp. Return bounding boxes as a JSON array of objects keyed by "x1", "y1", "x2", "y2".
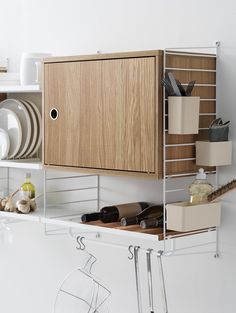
[
  {"x1": 20, "y1": 52, "x2": 51, "y2": 85},
  {"x1": 35, "y1": 61, "x2": 42, "y2": 85}
]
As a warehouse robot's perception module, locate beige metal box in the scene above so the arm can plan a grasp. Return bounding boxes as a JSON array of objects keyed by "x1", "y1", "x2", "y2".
[
  {"x1": 168, "y1": 96, "x2": 200, "y2": 134},
  {"x1": 196, "y1": 141, "x2": 232, "y2": 166},
  {"x1": 166, "y1": 201, "x2": 221, "y2": 232}
]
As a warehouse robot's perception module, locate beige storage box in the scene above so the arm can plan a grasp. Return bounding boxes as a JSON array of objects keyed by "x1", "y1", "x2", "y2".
[
  {"x1": 168, "y1": 96, "x2": 200, "y2": 134},
  {"x1": 166, "y1": 201, "x2": 221, "y2": 232},
  {"x1": 196, "y1": 141, "x2": 232, "y2": 166}
]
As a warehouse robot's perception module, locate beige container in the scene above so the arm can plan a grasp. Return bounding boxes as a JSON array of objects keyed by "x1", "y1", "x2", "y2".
[
  {"x1": 166, "y1": 201, "x2": 221, "y2": 232},
  {"x1": 196, "y1": 141, "x2": 232, "y2": 166},
  {"x1": 168, "y1": 96, "x2": 200, "y2": 134}
]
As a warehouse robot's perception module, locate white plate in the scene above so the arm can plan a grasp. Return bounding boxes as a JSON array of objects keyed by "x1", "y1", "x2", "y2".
[
  {"x1": 0, "y1": 99, "x2": 31, "y2": 158},
  {"x1": 0, "y1": 128, "x2": 10, "y2": 160},
  {"x1": 19, "y1": 99, "x2": 38, "y2": 158},
  {"x1": 0, "y1": 108, "x2": 22, "y2": 158},
  {"x1": 23, "y1": 99, "x2": 42, "y2": 157}
]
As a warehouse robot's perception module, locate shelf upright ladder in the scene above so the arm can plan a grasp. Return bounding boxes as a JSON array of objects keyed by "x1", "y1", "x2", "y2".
[{"x1": 162, "y1": 43, "x2": 220, "y2": 256}]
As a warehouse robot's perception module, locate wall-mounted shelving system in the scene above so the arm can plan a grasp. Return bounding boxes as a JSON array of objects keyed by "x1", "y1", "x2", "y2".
[
  {"x1": 0, "y1": 46, "x2": 222, "y2": 256},
  {"x1": 0, "y1": 49, "x2": 223, "y2": 312}
]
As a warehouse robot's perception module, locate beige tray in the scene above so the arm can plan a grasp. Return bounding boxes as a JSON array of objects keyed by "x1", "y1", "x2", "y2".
[
  {"x1": 196, "y1": 141, "x2": 232, "y2": 166},
  {"x1": 166, "y1": 201, "x2": 221, "y2": 232}
]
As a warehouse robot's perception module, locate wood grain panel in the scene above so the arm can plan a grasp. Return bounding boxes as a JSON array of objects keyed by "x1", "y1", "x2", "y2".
[
  {"x1": 44, "y1": 57, "x2": 156, "y2": 173},
  {"x1": 166, "y1": 54, "x2": 216, "y2": 70},
  {"x1": 166, "y1": 145, "x2": 195, "y2": 160},
  {"x1": 84, "y1": 220, "x2": 210, "y2": 240},
  {"x1": 199, "y1": 115, "x2": 216, "y2": 128},
  {"x1": 200, "y1": 101, "x2": 216, "y2": 113},
  {"x1": 192, "y1": 86, "x2": 215, "y2": 99},
  {"x1": 44, "y1": 50, "x2": 163, "y2": 64},
  {"x1": 156, "y1": 55, "x2": 163, "y2": 178},
  {"x1": 169, "y1": 70, "x2": 216, "y2": 84},
  {"x1": 166, "y1": 130, "x2": 209, "y2": 145},
  {"x1": 166, "y1": 160, "x2": 214, "y2": 176},
  {"x1": 165, "y1": 52, "x2": 216, "y2": 176}
]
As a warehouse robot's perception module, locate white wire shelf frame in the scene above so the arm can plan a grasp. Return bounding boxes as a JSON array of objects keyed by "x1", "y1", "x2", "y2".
[{"x1": 162, "y1": 42, "x2": 220, "y2": 256}]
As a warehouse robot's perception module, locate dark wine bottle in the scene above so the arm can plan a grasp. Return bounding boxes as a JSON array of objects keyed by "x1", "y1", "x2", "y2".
[
  {"x1": 81, "y1": 202, "x2": 149, "y2": 223},
  {"x1": 120, "y1": 204, "x2": 163, "y2": 226},
  {"x1": 140, "y1": 217, "x2": 164, "y2": 229},
  {"x1": 81, "y1": 212, "x2": 101, "y2": 223}
]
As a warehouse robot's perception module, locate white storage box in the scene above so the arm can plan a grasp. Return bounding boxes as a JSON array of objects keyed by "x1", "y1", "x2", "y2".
[
  {"x1": 196, "y1": 141, "x2": 232, "y2": 166},
  {"x1": 168, "y1": 96, "x2": 200, "y2": 134},
  {"x1": 166, "y1": 201, "x2": 221, "y2": 232}
]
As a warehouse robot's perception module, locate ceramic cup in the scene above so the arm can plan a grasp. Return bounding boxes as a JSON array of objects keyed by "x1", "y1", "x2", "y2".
[{"x1": 20, "y1": 52, "x2": 51, "y2": 85}]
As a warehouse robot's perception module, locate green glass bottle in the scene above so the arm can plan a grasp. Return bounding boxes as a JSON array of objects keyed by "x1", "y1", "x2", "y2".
[{"x1": 20, "y1": 173, "x2": 36, "y2": 199}]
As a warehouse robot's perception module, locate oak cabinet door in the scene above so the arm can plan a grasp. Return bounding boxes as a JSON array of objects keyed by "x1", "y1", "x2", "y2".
[{"x1": 44, "y1": 57, "x2": 156, "y2": 173}]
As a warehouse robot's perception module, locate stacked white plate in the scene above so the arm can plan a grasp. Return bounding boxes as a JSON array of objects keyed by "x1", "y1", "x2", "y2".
[{"x1": 0, "y1": 98, "x2": 42, "y2": 160}]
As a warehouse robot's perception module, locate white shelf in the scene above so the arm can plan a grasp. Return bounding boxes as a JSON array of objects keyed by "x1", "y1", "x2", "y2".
[
  {"x1": 0, "y1": 209, "x2": 40, "y2": 222},
  {"x1": 0, "y1": 159, "x2": 42, "y2": 169},
  {"x1": 0, "y1": 84, "x2": 41, "y2": 93},
  {"x1": 0, "y1": 207, "x2": 160, "y2": 241},
  {"x1": 0, "y1": 205, "x2": 217, "y2": 247}
]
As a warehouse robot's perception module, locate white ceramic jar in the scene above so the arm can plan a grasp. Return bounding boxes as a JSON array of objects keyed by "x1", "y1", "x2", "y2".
[{"x1": 20, "y1": 52, "x2": 51, "y2": 85}]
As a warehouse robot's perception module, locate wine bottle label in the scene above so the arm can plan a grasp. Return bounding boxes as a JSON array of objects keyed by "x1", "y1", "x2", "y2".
[{"x1": 116, "y1": 203, "x2": 142, "y2": 219}]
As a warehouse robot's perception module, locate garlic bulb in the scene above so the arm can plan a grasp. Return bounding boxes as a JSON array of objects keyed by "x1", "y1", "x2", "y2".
[
  {"x1": 16, "y1": 199, "x2": 31, "y2": 214},
  {"x1": 29, "y1": 199, "x2": 37, "y2": 212},
  {"x1": 1, "y1": 198, "x2": 7, "y2": 208},
  {"x1": 29, "y1": 194, "x2": 42, "y2": 212},
  {"x1": 5, "y1": 198, "x2": 16, "y2": 212},
  {"x1": 0, "y1": 199, "x2": 5, "y2": 211},
  {"x1": 3, "y1": 189, "x2": 19, "y2": 213}
]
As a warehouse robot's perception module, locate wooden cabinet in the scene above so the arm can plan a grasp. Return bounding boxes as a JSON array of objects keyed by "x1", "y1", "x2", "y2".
[
  {"x1": 43, "y1": 50, "x2": 217, "y2": 178},
  {"x1": 44, "y1": 51, "x2": 163, "y2": 177}
]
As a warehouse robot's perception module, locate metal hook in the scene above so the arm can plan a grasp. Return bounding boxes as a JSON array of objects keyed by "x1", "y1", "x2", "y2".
[
  {"x1": 128, "y1": 245, "x2": 134, "y2": 260},
  {"x1": 133, "y1": 246, "x2": 142, "y2": 313},
  {"x1": 146, "y1": 248, "x2": 154, "y2": 313},
  {"x1": 76, "y1": 236, "x2": 86, "y2": 251},
  {"x1": 157, "y1": 250, "x2": 169, "y2": 313}
]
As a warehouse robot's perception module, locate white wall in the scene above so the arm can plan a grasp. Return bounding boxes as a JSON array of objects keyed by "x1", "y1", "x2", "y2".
[{"x1": 0, "y1": 0, "x2": 236, "y2": 312}]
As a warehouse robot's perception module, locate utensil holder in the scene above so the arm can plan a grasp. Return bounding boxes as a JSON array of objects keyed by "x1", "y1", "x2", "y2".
[
  {"x1": 196, "y1": 141, "x2": 232, "y2": 166},
  {"x1": 209, "y1": 125, "x2": 229, "y2": 142},
  {"x1": 166, "y1": 201, "x2": 221, "y2": 232},
  {"x1": 168, "y1": 96, "x2": 200, "y2": 134}
]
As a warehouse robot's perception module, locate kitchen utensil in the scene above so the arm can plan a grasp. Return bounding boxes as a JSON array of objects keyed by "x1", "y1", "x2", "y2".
[
  {"x1": 54, "y1": 253, "x2": 111, "y2": 313},
  {"x1": 167, "y1": 72, "x2": 181, "y2": 96},
  {"x1": 0, "y1": 128, "x2": 10, "y2": 160},
  {"x1": 185, "y1": 80, "x2": 196, "y2": 96},
  {"x1": 0, "y1": 108, "x2": 22, "y2": 158},
  {"x1": 20, "y1": 52, "x2": 51, "y2": 85},
  {"x1": 0, "y1": 99, "x2": 31, "y2": 158},
  {"x1": 161, "y1": 78, "x2": 175, "y2": 96},
  {"x1": 19, "y1": 99, "x2": 38, "y2": 157},
  {"x1": 157, "y1": 253, "x2": 168, "y2": 313},
  {"x1": 24, "y1": 99, "x2": 42, "y2": 157},
  {"x1": 175, "y1": 79, "x2": 186, "y2": 96},
  {"x1": 146, "y1": 249, "x2": 154, "y2": 313},
  {"x1": 209, "y1": 118, "x2": 230, "y2": 142},
  {"x1": 134, "y1": 246, "x2": 142, "y2": 313}
]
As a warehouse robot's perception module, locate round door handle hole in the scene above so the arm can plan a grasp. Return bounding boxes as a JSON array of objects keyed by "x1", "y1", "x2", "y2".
[{"x1": 50, "y1": 108, "x2": 59, "y2": 120}]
